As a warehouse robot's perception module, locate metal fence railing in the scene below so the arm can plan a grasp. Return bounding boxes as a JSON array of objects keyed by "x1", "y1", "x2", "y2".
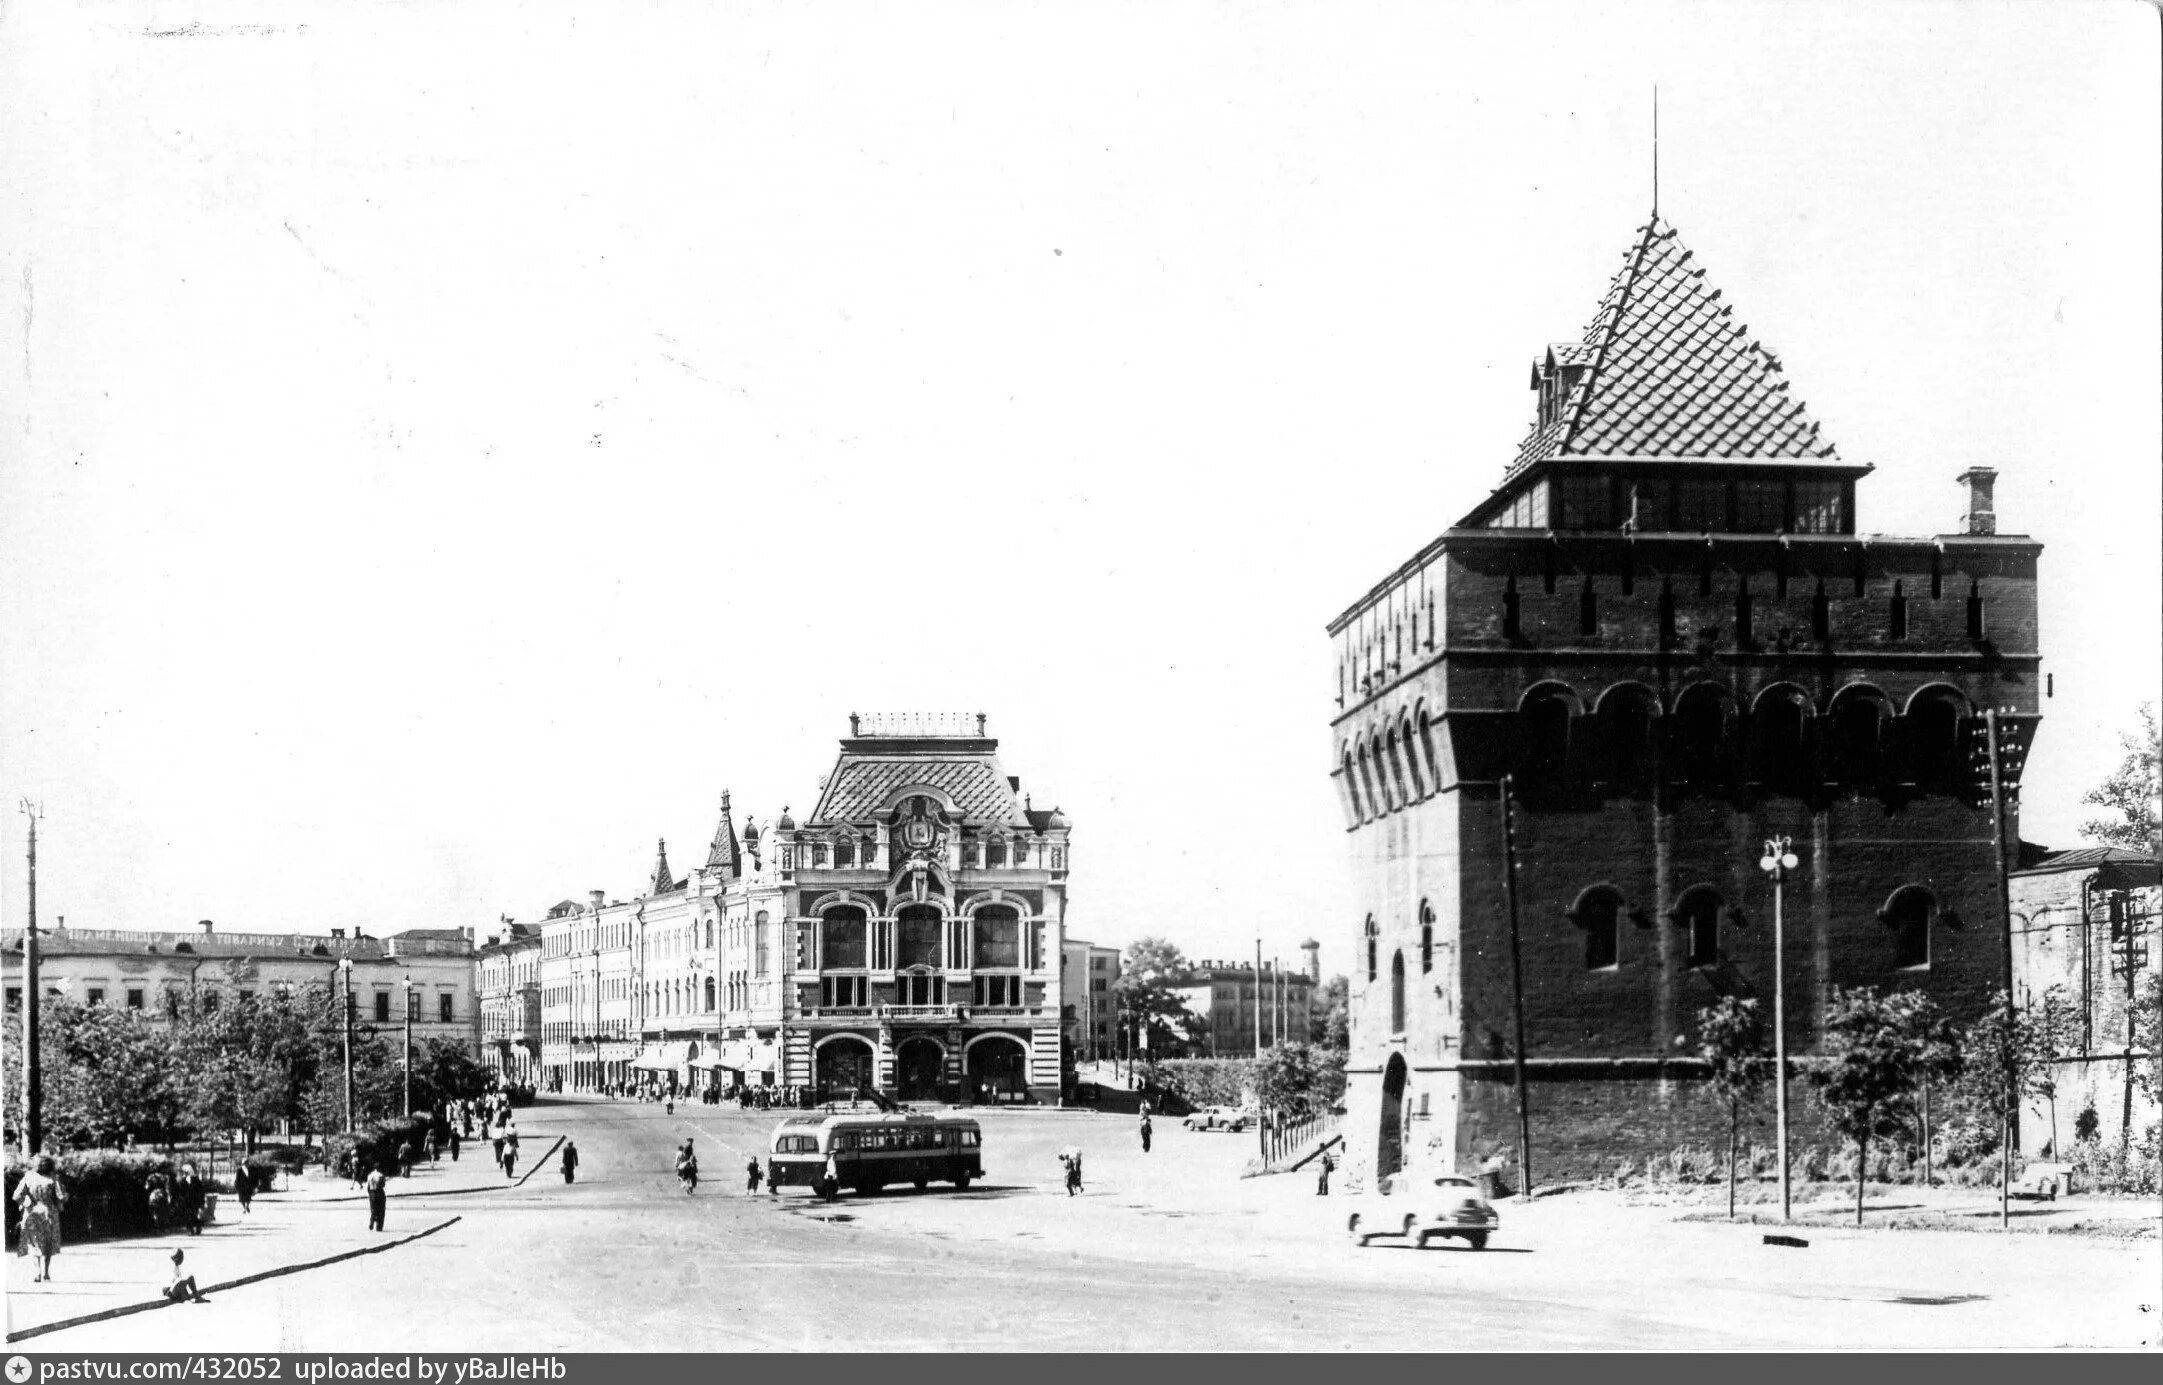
[{"x1": 1258, "y1": 1110, "x2": 1341, "y2": 1169}]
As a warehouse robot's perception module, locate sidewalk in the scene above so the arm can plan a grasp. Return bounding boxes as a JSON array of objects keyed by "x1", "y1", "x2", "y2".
[{"x1": 4, "y1": 1149, "x2": 495, "y2": 1341}]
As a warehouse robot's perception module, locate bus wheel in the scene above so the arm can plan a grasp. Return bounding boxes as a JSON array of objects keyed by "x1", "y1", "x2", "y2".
[{"x1": 955, "y1": 1174, "x2": 972, "y2": 1191}]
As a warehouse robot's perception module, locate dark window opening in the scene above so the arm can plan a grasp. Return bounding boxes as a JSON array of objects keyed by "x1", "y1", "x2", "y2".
[
  {"x1": 1420, "y1": 902, "x2": 1435, "y2": 975},
  {"x1": 1909, "y1": 692, "x2": 1966, "y2": 790},
  {"x1": 1830, "y1": 696, "x2": 1887, "y2": 783},
  {"x1": 1678, "y1": 479, "x2": 1727, "y2": 531},
  {"x1": 986, "y1": 835, "x2": 1007, "y2": 867},
  {"x1": 1573, "y1": 889, "x2": 1621, "y2": 971},
  {"x1": 1365, "y1": 916, "x2": 1378, "y2": 983},
  {"x1": 1579, "y1": 581, "x2": 1599, "y2": 637},
  {"x1": 1670, "y1": 688, "x2": 1735, "y2": 785},
  {"x1": 1736, "y1": 480, "x2": 1785, "y2": 533},
  {"x1": 1966, "y1": 582, "x2": 1985, "y2": 641},
  {"x1": 1598, "y1": 688, "x2": 1660, "y2": 796},
  {"x1": 1811, "y1": 583, "x2": 1831, "y2": 642},
  {"x1": 1677, "y1": 888, "x2": 1723, "y2": 968},
  {"x1": 1658, "y1": 583, "x2": 1677, "y2": 647},
  {"x1": 1543, "y1": 545, "x2": 1558, "y2": 595},
  {"x1": 1502, "y1": 580, "x2": 1521, "y2": 641},
  {"x1": 1889, "y1": 582, "x2": 1908, "y2": 640},
  {"x1": 1886, "y1": 887, "x2": 1934, "y2": 969},
  {"x1": 1735, "y1": 583, "x2": 1753, "y2": 647},
  {"x1": 439, "y1": 993, "x2": 453, "y2": 1023},
  {"x1": 1390, "y1": 951, "x2": 1406, "y2": 1034},
  {"x1": 374, "y1": 992, "x2": 391, "y2": 1023},
  {"x1": 1930, "y1": 552, "x2": 1943, "y2": 600},
  {"x1": 1519, "y1": 689, "x2": 1575, "y2": 790},
  {"x1": 1749, "y1": 690, "x2": 1813, "y2": 795},
  {"x1": 835, "y1": 837, "x2": 855, "y2": 868}
]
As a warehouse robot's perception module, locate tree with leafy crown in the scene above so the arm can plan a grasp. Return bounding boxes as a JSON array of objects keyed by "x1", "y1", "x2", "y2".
[
  {"x1": 2081, "y1": 704, "x2": 2160, "y2": 854},
  {"x1": 1696, "y1": 996, "x2": 1771, "y2": 1221}
]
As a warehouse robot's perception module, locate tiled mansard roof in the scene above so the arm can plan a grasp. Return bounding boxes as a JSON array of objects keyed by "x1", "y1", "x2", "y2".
[
  {"x1": 810, "y1": 756, "x2": 1030, "y2": 828},
  {"x1": 1511, "y1": 215, "x2": 1839, "y2": 469}
]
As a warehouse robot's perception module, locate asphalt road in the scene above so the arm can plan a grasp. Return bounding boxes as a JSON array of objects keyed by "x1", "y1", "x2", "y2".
[{"x1": 37, "y1": 1097, "x2": 2159, "y2": 1351}]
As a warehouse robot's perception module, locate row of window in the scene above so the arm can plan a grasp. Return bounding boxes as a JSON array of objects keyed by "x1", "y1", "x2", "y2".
[
  {"x1": 1490, "y1": 476, "x2": 1849, "y2": 535},
  {"x1": 814, "y1": 975, "x2": 1024, "y2": 1009},
  {"x1": 814, "y1": 905, "x2": 1036, "y2": 972},
  {"x1": 1, "y1": 985, "x2": 455, "y2": 1022},
  {"x1": 1342, "y1": 680, "x2": 1978, "y2": 823},
  {"x1": 1362, "y1": 881, "x2": 1945, "y2": 1030}
]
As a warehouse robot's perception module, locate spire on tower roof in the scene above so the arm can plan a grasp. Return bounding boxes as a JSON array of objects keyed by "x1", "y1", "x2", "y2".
[
  {"x1": 1509, "y1": 215, "x2": 1839, "y2": 472},
  {"x1": 705, "y1": 791, "x2": 743, "y2": 881},
  {"x1": 649, "y1": 838, "x2": 678, "y2": 896}
]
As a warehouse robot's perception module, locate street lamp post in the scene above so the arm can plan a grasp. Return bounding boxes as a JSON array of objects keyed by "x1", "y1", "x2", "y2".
[
  {"x1": 20, "y1": 800, "x2": 43, "y2": 1158},
  {"x1": 401, "y1": 977, "x2": 415, "y2": 1117},
  {"x1": 1759, "y1": 835, "x2": 1801, "y2": 1222},
  {"x1": 337, "y1": 958, "x2": 355, "y2": 1133}
]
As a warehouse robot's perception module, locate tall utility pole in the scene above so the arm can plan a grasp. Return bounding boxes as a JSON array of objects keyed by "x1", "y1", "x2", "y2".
[
  {"x1": 1760, "y1": 836, "x2": 1799, "y2": 1221},
  {"x1": 338, "y1": 958, "x2": 355, "y2": 1133},
  {"x1": 20, "y1": 800, "x2": 42, "y2": 1157},
  {"x1": 1499, "y1": 775, "x2": 1533, "y2": 1198},
  {"x1": 402, "y1": 977, "x2": 415, "y2": 1116},
  {"x1": 1985, "y1": 708, "x2": 2015, "y2": 1230}
]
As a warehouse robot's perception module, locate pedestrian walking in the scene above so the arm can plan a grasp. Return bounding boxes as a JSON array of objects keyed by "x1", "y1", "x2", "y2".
[
  {"x1": 165, "y1": 1248, "x2": 207, "y2": 1303},
  {"x1": 1060, "y1": 1149, "x2": 1083, "y2": 1197},
  {"x1": 448, "y1": 1127, "x2": 461, "y2": 1162},
  {"x1": 13, "y1": 1153, "x2": 68, "y2": 1281},
  {"x1": 502, "y1": 1144, "x2": 519, "y2": 1180},
  {"x1": 1316, "y1": 1151, "x2": 1334, "y2": 1196},
  {"x1": 425, "y1": 1129, "x2": 439, "y2": 1166},
  {"x1": 745, "y1": 1157, "x2": 762, "y2": 1196},
  {"x1": 820, "y1": 1153, "x2": 839, "y2": 1203},
  {"x1": 233, "y1": 1164, "x2": 254, "y2": 1214},
  {"x1": 365, "y1": 1167, "x2": 388, "y2": 1232},
  {"x1": 677, "y1": 1141, "x2": 699, "y2": 1195},
  {"x1": 666, "y1": 1097, "x2": 675, "y2": 1117},
  {"x1": 1139, "y1": 1114, "x2": 1153, "y2": 1154},
  {"x1": 146, "y1": 1169, "x2": 171, "y2": 1232},
  {"x1": 561, "y1": 1141, "x2": 579, "y2": 1185},
  {"x1": 491, "y1": 1130, "x2": 506, "y2": 1170},
  {"x1": 174, "y1": 1164, "x2": 204, "y2": 1234}
]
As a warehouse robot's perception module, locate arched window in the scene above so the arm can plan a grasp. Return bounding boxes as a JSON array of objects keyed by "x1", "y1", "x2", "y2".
[
  {"x1": 1882, "y1": 885, "x2": 1936, "y2": 970},
  {"x1": 1419, "y1": 901, "x2": 1435, "y2": 974},
  {"x1": 822, "y1": 907, "x2": 868, "y2": 970},
  {"x1": 1597, "y1": 684, "x2": 1660, "y2": 795},
  {"x1": 1357, "y1": 744, "x2": 1381, "y2": 817},
  {"x1": 703, "y1": 976, "x2": 716, "y2": 1010},
  {"x1": 1401, "y1": 718, "x2": 1428, "y2": 798},
  {"x1": 1569, "y1": 885, "x2": 1623, "y2": 971},
  {"x1": 835, "y1": 836, "x2": 855, "y2": 868},
  {"x1": 897, "y1": 904, "x2": 941, "y2": 970},
  {"x1": 986, "y1": 835, "x2": 1007, "y2": 868},
  {"x1": 1342, "y1": 751, "x2": 1366, "y2": 823},
  {"x1": 1417, "y1": 711, "x2": 1441, "y2": 792},
  {"x1": 973, "y1": 906, "x2": 1021, "y2": 969},
  {"x1": 1364, "y1": 916, "x2": 1379, "y2": 983},
  {"x1": 1385, "y1": 727, "x2": 1411, "y2": 807},
  {"x1": 754, "y1": 910, "x2": 771, "y2": 976},
  {"x1": 1907, "y1": 687, "x2": 1967, "y2": 791},
  {"x1": 1749, "y1": 686, "x2": 1814, "y2": 795},
  {"x1": 1390, "y1": 951, "x2": 1406, "y2": 1035},
  {"x1": 1518, "y1": 685, "x2": 1576, "y2": 790},
  {"x1": 1828, "y1": 688, "x2": 1891, "y2": 784},
  {"x1": 1674, "y1": 886, "x2": 1724, "y2": 969},
  {"x1": 1670, "y1": 685, "x2": 1736, "y2": 785}
]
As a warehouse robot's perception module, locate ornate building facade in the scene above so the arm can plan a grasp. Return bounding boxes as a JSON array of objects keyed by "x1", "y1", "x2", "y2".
[
  {"x1": 523, "y1": 715, "x2": 1073, "y2": 1102},
  {"x1": 1327, "y1": 214, "x2": 2041, "y2": 1187}
]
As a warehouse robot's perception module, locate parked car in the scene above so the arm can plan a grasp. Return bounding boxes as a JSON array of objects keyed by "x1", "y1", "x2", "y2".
[
  {"x1": 1346, "y1": 1174, "x2": 1498, "y2": 1250},
  {"x1": 1181, "y1": 1106, "x2": 1251, "y2": 1132}
]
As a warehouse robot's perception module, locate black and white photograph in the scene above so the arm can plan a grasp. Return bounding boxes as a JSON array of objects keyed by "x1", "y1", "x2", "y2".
[{"x1": 3, "y1": 0, "x2": 2159, "y2": 1355}]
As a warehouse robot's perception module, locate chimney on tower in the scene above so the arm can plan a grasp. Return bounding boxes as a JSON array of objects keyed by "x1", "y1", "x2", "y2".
[
  {"x1": 1958, "y1": 467, "x2": 1998, "y2": 535},
  {"x1": 1300, "y1": 938, "x2": 1321, "y2": 982},
  {"x1": 589, "y1": 890, "x2": 606, "y2": 912},
  {"x1": 199, "y1": 920, "x2": 214, "y2": 936}
]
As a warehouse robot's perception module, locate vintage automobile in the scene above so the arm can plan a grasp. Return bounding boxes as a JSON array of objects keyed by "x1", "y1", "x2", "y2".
[
  {"x1": 1346, "y1": 1173, "x2": 1498, "y2": 1250},
  {"x1": 1180, "y1": 1105, "x2": 1252, "y2": 1132}
]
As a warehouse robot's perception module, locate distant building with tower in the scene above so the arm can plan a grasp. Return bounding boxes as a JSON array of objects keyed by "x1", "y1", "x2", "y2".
[{"x1": 1327, "y1": 213, "x2": 2041, "y2": 1188}]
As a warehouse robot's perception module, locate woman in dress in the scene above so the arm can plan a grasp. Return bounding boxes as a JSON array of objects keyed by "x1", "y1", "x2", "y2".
[{"x1": 14, "y1": 1154, "x2": 68, "y2": 1282}]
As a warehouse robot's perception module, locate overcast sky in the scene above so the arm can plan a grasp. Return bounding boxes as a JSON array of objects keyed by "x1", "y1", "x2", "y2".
[{"x1": 2, "y1": 1, "x2": 2156, "y2": 974}]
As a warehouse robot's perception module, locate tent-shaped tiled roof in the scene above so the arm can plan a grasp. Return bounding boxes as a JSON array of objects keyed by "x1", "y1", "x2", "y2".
[
  {"x1": 1510, "y1": 216, "x2": 1838, "y2": 471},
  {"x1": 810, "y1": 757, "x2": 1028, "y2": 828},
  {"x1": 704, "y1": 791, "x2": 743, "y2": 880}
]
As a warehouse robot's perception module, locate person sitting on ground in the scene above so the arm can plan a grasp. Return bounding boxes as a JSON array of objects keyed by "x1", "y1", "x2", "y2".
[{"x1": 165, "y1": 1248, "x2": 207, "y2": 1303}]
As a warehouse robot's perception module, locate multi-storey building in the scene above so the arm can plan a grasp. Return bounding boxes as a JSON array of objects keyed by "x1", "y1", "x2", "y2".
[
  {"x1": 520, "y1": 715, "x2": 1074, "y2": 1103},
  {"x1": 1327, "y1": 213, "x2": 2042, "y2": 1188},
  {"x1": 1168, "y1": 961, "x2": 1315, "y2": 1057},
  {"x1": 2010, "y1": 846, "x2": 2160, "y2": 1148},
  {"x1": 3, "y1": 920, "x2": 480, "y2": 1057},
  {"x1": 1061, "y1": 939, "x2": 1122, "y2": 1063},
  {"x1": 476, "y1": 922, "x2": 542, "y2": 1085}
]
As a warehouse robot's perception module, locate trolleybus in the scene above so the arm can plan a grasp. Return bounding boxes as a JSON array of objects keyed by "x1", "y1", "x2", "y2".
[{"x1": 767, "y1": 1112, "x2": 984, "y2": 1195}]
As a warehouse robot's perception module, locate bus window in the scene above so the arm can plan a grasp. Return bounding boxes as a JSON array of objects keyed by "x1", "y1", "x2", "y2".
[{"x1": 960, "y1": 1129, "x2": 980, "y2": 1148}]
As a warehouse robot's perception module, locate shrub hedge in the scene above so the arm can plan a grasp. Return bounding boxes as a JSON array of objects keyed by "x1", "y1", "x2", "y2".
[
  {"x1": 325, "y1": 1116, "x2": 438, "y2": 1180},
  {"x1": 4, "y1": 1150, "x2": 180, "y2": 1245},
  {"x1": 1148, "y1": 1059, "x2": 1258, "y2": 1113}
]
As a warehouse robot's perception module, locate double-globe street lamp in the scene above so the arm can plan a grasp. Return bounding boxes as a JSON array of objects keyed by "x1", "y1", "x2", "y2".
[
  {"x1": 1758, "y1": 835, "x2": 1801, "y2": 1222},
  {"x1": 336, "y1": 957, "x2": 355, "y2": 1134},
  {"x1": 402, "y1": 976, "x2": 415, "y2": 1117}
]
